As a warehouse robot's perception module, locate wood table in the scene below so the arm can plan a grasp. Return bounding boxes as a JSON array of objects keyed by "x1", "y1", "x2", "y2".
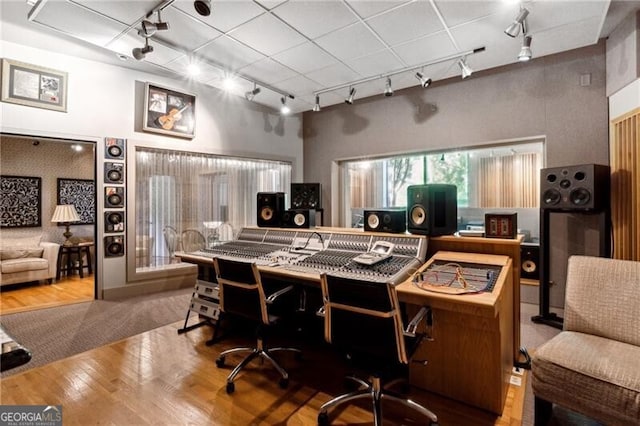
[{"x1": 56, "y1": 242, "x2": 93, "y2": 280}]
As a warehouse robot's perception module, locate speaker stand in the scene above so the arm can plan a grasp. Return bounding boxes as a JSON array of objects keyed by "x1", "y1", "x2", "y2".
[{"x1": 533, "y1": 208, "x2": 611, "y2": 330}]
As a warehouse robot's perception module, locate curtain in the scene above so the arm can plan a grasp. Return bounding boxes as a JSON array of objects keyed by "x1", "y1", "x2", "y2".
[
  {"x1": 135, "y1": 148, "x2": 291, "y2": 267},
  {"x1": 476, "y1": 153, "x2": 540, "y2": 208}
]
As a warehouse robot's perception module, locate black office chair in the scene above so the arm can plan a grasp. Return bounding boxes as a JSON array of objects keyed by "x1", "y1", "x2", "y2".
[
  {"x1": 213, "y1": 257, "x2": 302, "y2": 394},
  {"x1": 317, "y1": 273, "x2": 438, "y2": 426}
]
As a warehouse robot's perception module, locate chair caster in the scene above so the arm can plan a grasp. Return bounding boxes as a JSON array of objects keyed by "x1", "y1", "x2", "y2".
[
  {"x1": 279, "y1": 377, "x2": 289, "y2": 389},
  {"x1": 226, "y1": 382, "x2": 235, "y2": 394},
  {"x1": 215, "y1": 356, "x2": 225, "y2": 368},
  {"x1": 317, "y1": 411, "x2": 330, "y2": 425}
]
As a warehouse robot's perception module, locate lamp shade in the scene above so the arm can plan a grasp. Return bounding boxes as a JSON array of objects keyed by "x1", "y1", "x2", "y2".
[{"x1": 51, "y1": 204, "x2": 80, "y2": 223}]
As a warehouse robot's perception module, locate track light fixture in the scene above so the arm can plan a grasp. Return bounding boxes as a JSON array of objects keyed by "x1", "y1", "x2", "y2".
[
  {"x1": 518, "y1": 35, "x2": 533, "y2": 61},
  {"x1": 280, "y1": 96, "x2": 291, "y2": 114},
  {"x1": 244, "y1": 84, "x2": 261, "y2": 101},
  {"x1": 141, "y1": 10, "x2": 169, "y2": 37},
  {"x1": 345, "y1": 87, "x2": 356, "y2": 105},
  {"x1": 504, "y1": 7, "x2": 529, "y2": 38},
  {"x1": 458, "y1": 58, "x2": 473, "y2": 79},
  {"x1": 313, "y1": 95, "x2": 321, "y2": 112},
  {"x1": 384, "y1": 77, "x2": 394, "y2": 97},
  {"x1": 132, "y1": 37, "x2": 153, "y2": 60},
  {"x1": 415, "y1": 72, "x2": 432, "y2": 88},
  {"x1": 194, "y1": 0, "x2": 211, "y2": 16}
]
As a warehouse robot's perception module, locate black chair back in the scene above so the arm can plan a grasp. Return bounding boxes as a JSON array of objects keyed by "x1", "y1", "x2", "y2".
[
  {"x1": 320, "y1": 274, "x2": 408, "y2": 364},
  {"x1": 214, "y1": 258, "x2": 268, "y2": 324}
]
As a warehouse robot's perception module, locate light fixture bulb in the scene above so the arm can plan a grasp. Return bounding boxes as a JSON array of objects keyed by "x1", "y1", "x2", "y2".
[
  {"x1": 415, "y1": 72, "x2": 432, "y2": 88},
  {"x1": 313, "y1": 95, "x2": 321, "y2": 112},
  {"x1": 504, "y1": 7, "x2": 529, "y2": 37},
  {"x1": 518, "y1": 35, "x2": 533, "y2": 62},
  {"x1": 244, "y1": 86, "x2": 260, "y2": 101},
  {"x1": 132, "y1": 39, "x2": 153, "y2": 60},
  {"x1": 194, "y1": 0, "x2": 211, "y2": 16},
  {"x1": 187, "y1": 63, "x2": 200, "y2": 76},
  {"x1": 280, "y1": 96, "x2": 290, "y2": 114},
  {"x1": 458, "y1": 58, "x2": 473, "y2": 79},
  {"x1": 384, "y1": 77, "x2": 393, "y2": 97},
  {"x1": 345, "y1": 87, "x2": 356, "y2": 105},
  {"x1": 223, "y1": 77, "x2": 236, "y2": 92}
]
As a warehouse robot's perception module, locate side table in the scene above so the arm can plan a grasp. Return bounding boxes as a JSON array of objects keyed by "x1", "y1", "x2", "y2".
[{"x1": 56, "y1": 242, "x2": 94, "y2": 280}]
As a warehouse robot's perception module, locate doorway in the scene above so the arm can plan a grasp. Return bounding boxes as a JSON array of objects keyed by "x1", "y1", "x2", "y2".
[{"x1": 0, "y1": 133, "x2": 97, "y2": 314}]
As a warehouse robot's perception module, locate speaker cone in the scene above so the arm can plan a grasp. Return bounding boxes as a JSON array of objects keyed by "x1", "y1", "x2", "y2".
[
  {"x1": 559, "y1": 179, "x2": 571, "y2": 189},
  {"x1": 570, "y1": 188, "x2": 591, "y2": 206},
  {"x1": 107, "y1": 241, "x2": 123, "y2": 255},
  {"x1": 107, "y1": 212, "x2": 122, "y2": 224},
  {"x1": 293, "y1": 213, "x2": 306, "y2": 226},
  {"x1": 107, "y1": 145, "x2": 122, "y2": 157},
  {"x1": 543, "y1": 189, "x2": 561, "y2": 206},
  {"x1": 522, "y1": 260, "x2": 537, "y2": 273},
  {"x1": 107, "y1": 170, "x2": 122, "y2": 181},
  {"x1": 410, "y1": 206, "x2": 426, "y2": 225},
  {"x1": 108, "y1": 194, "x2": 122, "y2": 206},
  {"x1": 260, "y1": 207, "x2": 273, "y2": 221},
  {"x1": 367, "y1": 213, "x2": 380, "y2": 229}
]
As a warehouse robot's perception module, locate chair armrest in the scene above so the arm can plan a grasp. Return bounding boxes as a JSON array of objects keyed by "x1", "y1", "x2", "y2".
[
  {"x1": 316, "y1": 305, "x2": 326, "y2": 317},
  {"x1": 404, "y1": 306, "x2": 431, "y2": 338},
  {"x1": 266, "y1": 285, "x2": 294, "y2": 304}
]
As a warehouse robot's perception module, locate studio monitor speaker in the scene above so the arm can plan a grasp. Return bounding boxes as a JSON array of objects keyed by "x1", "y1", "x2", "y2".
[
  {"x1": 257, "y1": 192, "x2": 285, "y2": 227},
  {"x1": 104, "y1": 162, "x2": 124, "y2": 184},
  {"x1": 291, "y1": 183, "x2": 321, "y2": 209},
  {"x1": 363, "y1": 208, "x2": 406, "y2": 233},
  {"x1": 407, "y1": 184, "x2": 457, "y2": 236},
  {"x1": 104, "y1": 211, "x2": 124, "y2": 233},
  {"x1": 540, "y1": 164, "x2": 610, "y2": 211},
  {"x1": 520, "y1": 243, "x2": 540, "y2": 280},
  {"x1": 105, "y1": 187, "x2": 124, "y2": 208},
  {"x1": 282, "y1": 209, "x2": 316, "y2": 228},
  {"x1": 104, "y1": 235, "x2": 125, "y2": 257},
  {"x1": 105, "y1": 138, "x2": 125, "y2": 160}
]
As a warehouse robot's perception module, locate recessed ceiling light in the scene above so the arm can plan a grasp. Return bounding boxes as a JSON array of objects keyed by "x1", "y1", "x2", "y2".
[
  {"x1": 116, "y1": 53, "x2": 128, "y2": 61},
  {"x1": 187, "y1": 63, "x2": 200, "y2": 76},
  {"x1": 223, "y1": 77, "x2": 236, "y2": 91}
]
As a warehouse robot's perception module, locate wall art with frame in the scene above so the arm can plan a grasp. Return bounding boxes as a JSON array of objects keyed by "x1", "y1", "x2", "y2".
[
  {"x1": 0, "y1": 175, "x2": 42, "y2": 228},
  {"x1": 1, "y1": 58, "x2": 68, "y2": 112},
  {"x1": 57, "y1": 178, "x2": 96, "y2": 225},
  {"x1": 143, "y1": 82, "x2": 196, "y2": 138}
]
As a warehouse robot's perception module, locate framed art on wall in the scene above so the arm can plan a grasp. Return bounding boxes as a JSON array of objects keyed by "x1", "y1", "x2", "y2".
[
  {"x1": 1, "y1": 58, "x2": 68, "y2": 112},
  {"x1": 143, "y1": 82, "x2": 196, "y2": 138},
  {"x1": 57, "y1": 178, "x2": 96, "y2": 225},
  {"x1": 0, "y1": 175, "x2": 42, "y2": 228}
]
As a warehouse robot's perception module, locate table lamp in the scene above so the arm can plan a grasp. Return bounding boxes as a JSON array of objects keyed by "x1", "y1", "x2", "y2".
[{"x1": 51, "y1": 204, "x2": 81, "y2": 246}]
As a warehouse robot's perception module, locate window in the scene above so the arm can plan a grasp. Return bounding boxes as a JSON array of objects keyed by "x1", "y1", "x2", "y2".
[
  {"x1": 339, "y1": 141, "x2": 543, "y2": 228},
  {"x1": 135, "y1": 148, "x2": 291, "y2": 268}
]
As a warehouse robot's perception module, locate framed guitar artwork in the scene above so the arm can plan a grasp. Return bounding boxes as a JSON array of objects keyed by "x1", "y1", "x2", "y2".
[{"x1": 143, "y1": 82, "x2": 196, "y2": 138}]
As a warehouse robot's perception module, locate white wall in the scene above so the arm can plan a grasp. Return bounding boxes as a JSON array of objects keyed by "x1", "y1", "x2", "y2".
[{"x1": 1, "y1": 39, "x2": 303, "y2": 296}]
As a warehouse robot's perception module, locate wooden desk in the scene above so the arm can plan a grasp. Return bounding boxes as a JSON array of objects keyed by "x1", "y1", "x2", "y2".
[
  {"x1": 57, "y1": 242, "x2": 93, "y2": 280},
  {"x1": 397, "y1": 251, "x2": 514, "y2": 414}
]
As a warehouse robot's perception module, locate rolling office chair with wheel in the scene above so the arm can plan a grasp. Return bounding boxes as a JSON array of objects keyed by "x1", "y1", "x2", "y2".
[
  {"x1": 317, "y1": 273, "x2": 438, "y2": 426},
  {"x1": 213, "y1": 257, "x2": 302, "y2": 394}
]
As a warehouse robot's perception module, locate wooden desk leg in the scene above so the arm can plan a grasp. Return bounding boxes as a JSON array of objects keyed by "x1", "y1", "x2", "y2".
[{"x1": 56, "y1": 248, "x2": 64, "y2": 281}]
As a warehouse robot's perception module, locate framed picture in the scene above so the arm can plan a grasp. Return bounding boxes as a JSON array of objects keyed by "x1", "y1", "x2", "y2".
[
  {"x1": 57, "y1": 178, "x2": 96, "y2": 225},
  {"x1": 0, "y1": 175, "x2": 42, "y2": 228},
  {"x1": 143, "y1": 82, "x2": 196, "y2": 138},
  {"x1": 484, "y1": 213, "x2": 518, "y2": 239},
  {"x1": 1, "y1": 58, "x2": 68, "y2": 112}
]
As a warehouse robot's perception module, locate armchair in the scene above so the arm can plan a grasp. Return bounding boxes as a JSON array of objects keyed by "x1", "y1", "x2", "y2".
[
  {"x1": 0, "y1": 236, "x2": 60, "y2": 287},
  {"x1": 532, "y1": 255, "x2": 640, "y2": 425},
  {"x1": 317, "y1": 273, "x2": 438, "y2": 426}
]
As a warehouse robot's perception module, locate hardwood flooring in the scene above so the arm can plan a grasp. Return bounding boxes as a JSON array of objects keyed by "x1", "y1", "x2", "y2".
[
  {"x1": 0, "y1": 320, "x2": 526, "y2": 425},
  {"x1": 0, "y1": 274, "x2": 94, "y2": 315}
]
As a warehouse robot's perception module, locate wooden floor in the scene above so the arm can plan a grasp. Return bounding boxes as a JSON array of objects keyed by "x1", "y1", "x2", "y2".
[
  {"x1": 0, "y1": 319, "x2": 526, "y2": 425},
  {"x1": 0, "y1": 274, "x2": 94, "y2": 315}
]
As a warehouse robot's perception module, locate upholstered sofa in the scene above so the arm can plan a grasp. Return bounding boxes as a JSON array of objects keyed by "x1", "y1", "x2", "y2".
[
  {"x1": 0, "y1": 235, "x2": 60, "y2": 287},
  {"x1": 532, "y1": 255, "x2": 640, "y2": 425}
]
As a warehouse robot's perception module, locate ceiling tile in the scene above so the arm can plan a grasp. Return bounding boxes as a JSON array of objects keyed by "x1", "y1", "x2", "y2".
[
  {"x1": 345, "y1": 49, "x2": 404, "y2": 77},
  {"x1": 528, "y1": 0, "x2": 610, "y2": 33},
  {"x1": 306, "y1": 62, "x2": 362, "y2": 87},
  {"x1": 272, "y1": 75, "x2": 323, "y2": 97},
  {"x1": 164, "y1": 56, "x2": 226, "y2": 84},
  {"x1": 272, "y1": 42, "x2": 338, "y2": 74},
  {"x1": 172, "y1": 0, "x2": 266, "y2": 33},
  {"x1": 152, "y1": 8, "x2": 222, "y2": 51},
  {"x1": 196, "y1": 35, "x2": 265, "y2": 70},
  {"x1": 346, "y1": 0, "x2": 411, "y2": 19},
  {"x1": 315, "y1": 22, "x2": 386, "y2": 62},
  {"x1": 33, "y1": 1, "x2": 128, "y2": 47},
  {"x1": 229, "y1": 13, "x2": 307, "y2": 56},
  {"x1": 434, "y1": 0, "x2": 507, "y2": 28},
  {"x1": 254, "y1": 0, "x2": 288, "y2": 11},
  {"x1": 75, "y1": 0, "x2": 154, "y2": 26},
  {"x1": 392, "y1": 31, "x2": 457, "y2": 67},
  {"x1": 273, "y1": 1, "x2": 358, "y2": 39},
  {"x1": 237, "y1": 57, "x2": 299, "y2": 85},
  {"x1": 206, "y1": 74, "x2": 254, "y2": 97},
  {"x1": 366, "y1": 0, "x2": 443, "y2": 47}
]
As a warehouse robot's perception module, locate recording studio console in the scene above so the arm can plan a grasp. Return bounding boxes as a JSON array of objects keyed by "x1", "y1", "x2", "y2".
[{"x1": 187, "y1": 227, "x2": 427, "y2": 284}]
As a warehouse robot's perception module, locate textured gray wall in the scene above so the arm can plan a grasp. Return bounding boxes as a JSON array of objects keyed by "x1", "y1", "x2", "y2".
[
  {"x1": 606, "y1": 11, "x2": 639, "y2": 97},
  {"x1": 303, "y1": 42, "x2": 609, "y2": 306}
]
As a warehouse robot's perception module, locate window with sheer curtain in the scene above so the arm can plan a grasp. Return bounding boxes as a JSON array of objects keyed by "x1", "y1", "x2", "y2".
[
  {"x1": 135, "y1": 148, "x2": 291, "y2": 267},
  {"x1": 339, "y1": 141, "x2": 543, "y2": 227}
]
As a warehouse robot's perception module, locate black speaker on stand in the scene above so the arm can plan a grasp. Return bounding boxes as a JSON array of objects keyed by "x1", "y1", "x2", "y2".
[
  {"x1": 407, "y1": 184, "x2": 457, "y2": 236},
  {"x1": 257, "y1": 192, "x2": 285, "y2": 227},
  {"x1": 532, "y1": 164, "x2": 611, "y2": 329}
]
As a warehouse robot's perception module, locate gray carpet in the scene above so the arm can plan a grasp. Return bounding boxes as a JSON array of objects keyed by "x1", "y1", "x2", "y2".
[{"x1": 0, "y1": 287, "x2": 193, "y2": 377}]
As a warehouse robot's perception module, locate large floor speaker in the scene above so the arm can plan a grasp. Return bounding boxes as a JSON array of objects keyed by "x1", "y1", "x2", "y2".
[
  {"x1": 291, "y1": 183, "x2": 321, "y2": 209},
  {"x1": 407, "y1": 184, "x2": 457, "y2": 236},
  {"x1": 282, "y1": 209, "x2": 316, "y2": 228},
  {"x1": 257, "y1": 192, "x2": 285, "y2": 227},
  {"x1": 104, "y1": 235, "x2": 125, "y2": 257},
  {"x1": 540, "y1": 164, "x2": 610, "y2": 211},
  {"x1": 520, "y1": 243, "x2": 540, "y2": 280},
  {"x1": 363, "y1": 208, "x2": 406, "y2": 233}
]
